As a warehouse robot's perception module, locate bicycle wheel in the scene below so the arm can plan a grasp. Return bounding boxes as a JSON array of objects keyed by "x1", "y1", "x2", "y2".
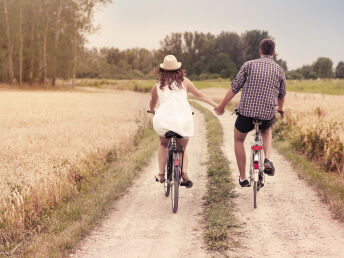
[
  {"x1": 164, "y1": 157, "x2": 171, "y2": 197},
  {"x1": 171, "y1": 166, "x2": 180, "y2": 213},
  {"x1": 164, "y1": 168, "x2": 171, "y2": 197},
  {"x1": 253, "y1": 181, "x2": 257, "y2": 209}
]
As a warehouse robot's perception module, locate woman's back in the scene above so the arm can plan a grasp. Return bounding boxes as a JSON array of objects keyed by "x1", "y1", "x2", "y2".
[
  {"x1": 153, "y1": 80, "x2": 193, "y2": 137},
  {"x1": 156, "y1": 81, "x2": 187, "y2": 104}
]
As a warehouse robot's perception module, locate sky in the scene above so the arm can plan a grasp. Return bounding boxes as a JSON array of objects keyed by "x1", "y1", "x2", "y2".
[{"x1": 86, "y1": 0, "x2": 344, "y2": 70}]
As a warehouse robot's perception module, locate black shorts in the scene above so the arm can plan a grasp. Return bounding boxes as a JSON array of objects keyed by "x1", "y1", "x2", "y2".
[{"x1": 235, "y1": 113, "x2": 275, "y2": 133}]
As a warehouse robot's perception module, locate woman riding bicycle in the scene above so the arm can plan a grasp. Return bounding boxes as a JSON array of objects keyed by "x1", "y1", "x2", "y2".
[{"x1": 150, "y1": 55, "x2": 217, "y2": 186}]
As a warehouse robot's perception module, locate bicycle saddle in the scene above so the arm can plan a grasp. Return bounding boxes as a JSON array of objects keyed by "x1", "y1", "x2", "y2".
[{"x1": 165, "y1": 131, "x2": 183, "y2": 138}]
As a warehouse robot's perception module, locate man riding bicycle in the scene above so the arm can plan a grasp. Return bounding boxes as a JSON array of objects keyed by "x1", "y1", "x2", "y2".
[{"x1": 215, "y1": 39, "x2": 286, "y2": 187}]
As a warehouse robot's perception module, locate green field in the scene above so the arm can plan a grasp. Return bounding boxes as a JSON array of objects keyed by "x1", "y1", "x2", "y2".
[
  {"x1": 286, "y1": 79, "x2": 344, "y2": 95},
  {"x1": 74, "y1": 78, "x2": 344, "y2": 95}
]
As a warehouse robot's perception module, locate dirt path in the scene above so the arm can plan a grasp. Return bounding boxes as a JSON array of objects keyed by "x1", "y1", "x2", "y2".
[
  {"x1": 197, "y1": 102, "x2": 344, "y2": 257},
  {"x1": 71, "y1": 108, "x2": 209, "y2": 258}
]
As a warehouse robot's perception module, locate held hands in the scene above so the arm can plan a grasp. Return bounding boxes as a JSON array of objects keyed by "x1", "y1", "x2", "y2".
[{"x1": 214, "y1": 105, "x2": 225, "y2": 115}]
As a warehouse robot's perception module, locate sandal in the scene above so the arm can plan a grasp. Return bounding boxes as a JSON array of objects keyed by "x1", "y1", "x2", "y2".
[
  {"x1": 155, "y1": 173, "x2": 165, "y2": 183},
  {"x1": 181, "y1": 172, "x2": 193, "y2": 188}
]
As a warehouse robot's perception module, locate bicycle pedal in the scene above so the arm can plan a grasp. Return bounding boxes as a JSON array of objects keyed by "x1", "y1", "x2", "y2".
[{"x1": 180, "y1": 181, "x2": 187, "y2": 186}]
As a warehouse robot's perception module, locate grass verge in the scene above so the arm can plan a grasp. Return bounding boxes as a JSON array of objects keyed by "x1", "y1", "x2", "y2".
[
  {"x1": 190, "y1": 102, "x2": 237, "y2": 253},
  {"x1": 273, "y1": 130, "x2": 344, "y2": 222},
  {"x1": 12, "y1": 127, "x2": 158, "y2": 257}
]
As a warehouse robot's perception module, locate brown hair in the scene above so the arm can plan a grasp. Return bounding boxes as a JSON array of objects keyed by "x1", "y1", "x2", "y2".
[
  {"x1": 259, "y1": 38, "x2": 275, "y2": 55},
  {"x1": 157, "y1": 68, "x2": 185, "y2": 90}
]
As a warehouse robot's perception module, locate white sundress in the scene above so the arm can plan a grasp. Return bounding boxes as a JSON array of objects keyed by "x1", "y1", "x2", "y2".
[{"x1": 153, "y1": 82, "x2": 194, "y2": 137}]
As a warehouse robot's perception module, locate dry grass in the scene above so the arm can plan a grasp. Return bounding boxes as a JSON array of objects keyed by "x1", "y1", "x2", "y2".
[
  {"x1": 0, "y1": 90, "x2": 150, "y2": 249},
  {"x1": 281, "y1": 92, "x2": 344, "y2": 173},
  {"x1": 200, "y1": 88, "x2": 344, "y2": 173}
]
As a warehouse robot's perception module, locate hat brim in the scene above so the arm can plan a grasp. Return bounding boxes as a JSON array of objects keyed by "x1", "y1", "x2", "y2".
[{"x1": 160, "y1": 62, "x2": 182, "y2": 71}]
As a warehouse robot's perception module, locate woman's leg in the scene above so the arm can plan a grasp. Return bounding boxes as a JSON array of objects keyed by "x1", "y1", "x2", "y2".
[
  {"x1": 157, "y1": 136, "x2": 169, "y2": 180},
  {"x1": 176, "y1": 138, "x2": 189, "y2": 180}
]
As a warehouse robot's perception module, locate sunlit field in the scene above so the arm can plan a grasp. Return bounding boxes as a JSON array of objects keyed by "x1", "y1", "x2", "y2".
[
  {"x1": 287, "y1": 79, "x2": 344, "y2": 95},
  {"x1": 281, "y1": 92, "x2": 344, "y2": 173},
  {"x1": 199, "y1": 85, "x2": 344, "y2": 174},
  {"x1": 0, "y1": 90, "x2": 149, "y2": 242}
]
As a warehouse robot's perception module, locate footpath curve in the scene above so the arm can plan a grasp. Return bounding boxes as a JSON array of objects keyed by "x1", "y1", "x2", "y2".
[
  {"x1": 71, "y1": 107, "x2": 209, "y2": 258},
  {"x1": 198, "y1": 101, "x2": 344, "y2": 257}
]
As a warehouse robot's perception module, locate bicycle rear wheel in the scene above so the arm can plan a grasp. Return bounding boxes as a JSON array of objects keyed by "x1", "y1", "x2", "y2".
[
  {"x1": 253, "y1": 181, "x2": 257, "y2": 208},
  {"x1": 171, "y1": 166, "x2": 180, "y2": 213}
]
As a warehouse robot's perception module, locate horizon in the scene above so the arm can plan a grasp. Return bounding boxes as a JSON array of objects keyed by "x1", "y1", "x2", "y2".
[{"x1": 86, "y1": 0, "x2": 344, "y2": 70}]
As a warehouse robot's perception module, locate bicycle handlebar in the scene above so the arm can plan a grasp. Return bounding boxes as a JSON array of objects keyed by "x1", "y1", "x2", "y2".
[{"x1": 232, "y1": 108, "x2": 284, "y2": 119}]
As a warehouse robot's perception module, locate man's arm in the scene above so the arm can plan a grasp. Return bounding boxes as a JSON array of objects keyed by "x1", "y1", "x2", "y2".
[
  {"x1": 215, "y1": 62, "x2": 247, "y2": 115},
  {"x1": 214, "y1": 88, "x2": 236, "y2": 115},
  {"x1": 277, "y1": 71, "x2": 287, "y2": 116}
]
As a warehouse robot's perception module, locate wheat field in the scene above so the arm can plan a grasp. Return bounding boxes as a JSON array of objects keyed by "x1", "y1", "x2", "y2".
[
  {"x1": 0, "y1": 89, "x2": 150, "y2": 242},
  {"x1": 200, "y1": 88, "x2": 344, "y2": 173}
]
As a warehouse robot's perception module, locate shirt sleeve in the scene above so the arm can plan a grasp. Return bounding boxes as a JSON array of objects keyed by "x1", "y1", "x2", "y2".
[
  {"x1": 278, "y1": 70, "x2": 286, "y2": 99},
  {"x1": 231, "y1": 62, "x2": 248, "y2": 94}
]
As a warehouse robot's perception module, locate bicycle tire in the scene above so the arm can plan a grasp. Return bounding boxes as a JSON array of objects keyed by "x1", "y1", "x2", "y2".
[
  {"x1": 253, "y1": 181, "x2": 257, "y2": 209},
  {"x1": 164, "y1": 154, "x2": 172, "y2": 197},
  {"x1": 164, "y1": 172, "x2": 170, "y2": 197},
  {"x1": 171, "y1": 166, "x2": 180, "y2": 213}
]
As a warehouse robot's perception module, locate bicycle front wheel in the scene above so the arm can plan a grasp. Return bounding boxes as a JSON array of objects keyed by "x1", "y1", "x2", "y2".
[
  {"x1": 164, "y1": 171, "x2": 170, "y2": 197},
  {"x1": 164, "y1": 156, "x2": 172, "y2": 197},
  {"x1": 171, "y1": 167, "x2": 180, "y2": 213},
  {"x1": 253, "y1": 181, "x2": 257, "y2": 209}
]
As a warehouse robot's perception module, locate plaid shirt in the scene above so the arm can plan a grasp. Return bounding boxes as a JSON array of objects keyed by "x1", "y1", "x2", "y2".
[{"x1": 231, "y1": 56, "x2": 286, "y2": 120}]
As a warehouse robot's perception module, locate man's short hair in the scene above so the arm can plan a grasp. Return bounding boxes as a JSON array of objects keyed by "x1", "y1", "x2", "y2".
[{"x1": 260, "y1": 39, "x2": 275, "y2": 56}]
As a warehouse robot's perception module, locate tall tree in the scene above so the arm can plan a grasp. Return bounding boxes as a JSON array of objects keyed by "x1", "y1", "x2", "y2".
[
  {"x1": 2, "y1": 0, "x2": 14, "y2": 84},
  {"x1": 336, "y1": 61, "x2": 344, "y2": 78},
  {"x1": 242, "y1": 30, "x2": 270, "y2": 61},
  {"x1": 51, "y1": 0, "x2": 63, "y2": 86},
  {"x1": 29, "y1": 0, "x2": 37, "y2": 85},
  {"x1": 18, "y1": 0, "x2": 23, "y2": 85},
  {"x1": 313, "y1": 57, "x2": 333, "y2": 78}
]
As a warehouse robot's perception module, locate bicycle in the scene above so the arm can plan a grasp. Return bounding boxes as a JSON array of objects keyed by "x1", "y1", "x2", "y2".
[
  {"x1": 147, "y1": 110, "x2": 193, "y2": 213},
  {"x1": 233, "y1": 109, "x2": 284, "y2": 208},
  {"x1": 249, "y1": 119, "x2": 265, "y2": 209}
]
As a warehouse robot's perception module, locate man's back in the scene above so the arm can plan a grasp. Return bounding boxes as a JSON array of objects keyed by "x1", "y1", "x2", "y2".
[{"x1": 231, "y1": 55, "x2": 286, "y2": 120}]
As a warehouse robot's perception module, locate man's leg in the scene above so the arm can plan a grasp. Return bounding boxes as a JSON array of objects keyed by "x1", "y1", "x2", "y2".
[
  {"x1": 234, "y1": 128, "x2": 248, "y2": 180},
  {"x1": 260, "y1": 126, "x2": 275, "y2": 176},
  {"x1": 260, "y1": 127, "x2": 272, "y2": 159}
]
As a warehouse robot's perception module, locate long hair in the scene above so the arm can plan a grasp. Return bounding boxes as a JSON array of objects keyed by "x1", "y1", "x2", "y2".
[{"x1": 157, "y1": 68, "x2": 186, "y2": 90}]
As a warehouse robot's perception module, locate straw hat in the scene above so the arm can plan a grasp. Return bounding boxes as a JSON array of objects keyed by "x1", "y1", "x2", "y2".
[{"x1": 160, "y1": 55, "x2": 182, "y2": 70}]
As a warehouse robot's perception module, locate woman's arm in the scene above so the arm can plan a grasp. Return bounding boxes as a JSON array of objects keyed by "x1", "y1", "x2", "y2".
[
  {"x1": 150, "y1": 85, "x2": 158, "y2": 113},
  {"x1": 184, "y1": 78, "x2": 217, "y2": 108},
  {"x1": 214, "y1": 88, "x2": 236, "y2": 115}
]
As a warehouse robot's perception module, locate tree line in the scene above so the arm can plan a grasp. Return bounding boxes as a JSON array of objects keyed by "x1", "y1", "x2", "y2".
[
  {"x1": 287, "y1": 58, "x2": 344, "y2": 80},
  {"x1": 77, "y1": 30, "x2": 288, "y2": 80},
  {"x1": 0, "y1": 0, "x2": 110, "y2": 87},
  {"x1": 1, "y1": 1, "x2": 342, "y2": 86}
]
